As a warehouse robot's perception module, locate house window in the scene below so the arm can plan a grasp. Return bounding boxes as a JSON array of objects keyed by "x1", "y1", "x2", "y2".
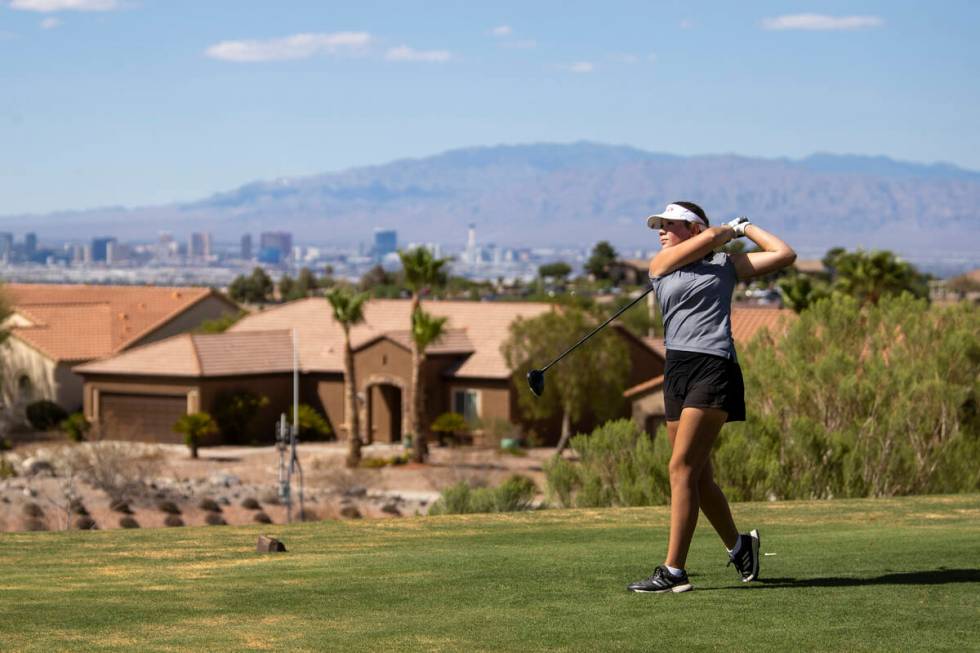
[
  {"x1": 17, "y1": 375, "x2": 34, "y2": 403},
  {"x1": 452, "y1": 388, "x2": 481, "y2": 425}
]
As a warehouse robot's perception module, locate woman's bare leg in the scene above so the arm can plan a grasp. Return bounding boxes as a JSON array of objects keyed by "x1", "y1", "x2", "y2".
[
  {"x1": 664, "y1": 406, "x2": 728, "y2": 569},
  {"x1": 665, "y1": 420, "x2": 739, "y2": 551}
]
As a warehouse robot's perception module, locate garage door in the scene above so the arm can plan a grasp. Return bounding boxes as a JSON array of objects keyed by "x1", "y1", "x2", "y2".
[{"x1": 100, "y1": 393, "x2": 187, "y2": 443}]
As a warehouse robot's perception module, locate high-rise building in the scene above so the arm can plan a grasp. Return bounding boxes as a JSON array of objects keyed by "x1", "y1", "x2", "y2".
[
  {"x1": 241, "y1": 234, "x2": 253, "y2": 260},
  {"x1": 373, "y1": 229, "x2": 397, "y2": 261},
  {"x1": 24, "y1": 233, "x2": 37, "y2": 257},
  {"x1": 91, "y1": 237, "x2": 117, "y2": 263},
  {"x1": 0, "y1": 233, "x2": 12, "y2": 258},
  {"x1": 189, "y1": 232, "x2": 212, "y2": 260},
  {"x1": 259, "y1": 231, "x2": 292, "y2": 263}
]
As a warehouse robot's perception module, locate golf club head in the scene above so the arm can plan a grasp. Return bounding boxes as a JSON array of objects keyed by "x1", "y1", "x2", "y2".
[{"x1": 527, "y1": 369, "x2": 545, "y2": 397}]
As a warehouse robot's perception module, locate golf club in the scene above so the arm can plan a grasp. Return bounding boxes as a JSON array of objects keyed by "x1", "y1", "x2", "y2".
[{"x1": 527, "y1": 286, "x2": 655, "y2": 397}]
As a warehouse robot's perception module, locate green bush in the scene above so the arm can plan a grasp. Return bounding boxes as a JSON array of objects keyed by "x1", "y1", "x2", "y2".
[
  {"x1": 60, "y1": 412, "x2": 90, "y2": 443},
  {"x1": 543, "y1": 419, "x2": 671, "y2": 508},
  {"x1": 0, "y1": 456, "x2": 16, "y2": 480},
  {"x1": 212, "y1": 390, "x2": 269, "y2": 442},
  {"x1": 714, "y1": 294, "x2": 980, "y2": 499},
  {"x1": 290, "y1": 404, "x2": 334, "y2": 441},
  {"x1": 26, "y1": 400, "x2": 68, "y2": 431},
  {"x1": 428, "y1": 475, "x2": 537, "y2": 515}
]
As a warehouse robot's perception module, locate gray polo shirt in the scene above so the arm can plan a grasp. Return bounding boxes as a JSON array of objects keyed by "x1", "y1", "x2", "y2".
[{"x1": 649, "y1": 251, "x2": 738, "y2": 360}]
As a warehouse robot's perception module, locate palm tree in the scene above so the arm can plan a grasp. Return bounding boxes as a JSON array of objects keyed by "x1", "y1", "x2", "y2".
[
  {"x1": 173, "y1": 412, "x2": 218, "y2": 459},
  {"x1": 409, "y1": 308, "x2": 447, "y2": 462},
  {"x1": 326, "y1": 287, "x2": 369, "y2": 468},
  {"x1": 398, "y1": 247, "x2": 451, "y2": 456}
]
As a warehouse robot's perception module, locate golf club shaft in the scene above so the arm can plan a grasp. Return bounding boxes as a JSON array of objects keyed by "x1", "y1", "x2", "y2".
[{"x1": 541, "y1": 286, "x2": 655, "y2": 373}]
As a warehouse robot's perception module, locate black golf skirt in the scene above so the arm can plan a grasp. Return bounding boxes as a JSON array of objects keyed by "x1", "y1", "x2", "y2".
[{"x1": 663, "y1": 349, "x2": 746, "y2": 422}]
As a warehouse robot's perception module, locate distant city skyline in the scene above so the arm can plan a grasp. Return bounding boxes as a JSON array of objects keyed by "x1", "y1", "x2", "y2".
[{"x1": 2, "y1": 1, "x2": 979, "y2": 214}]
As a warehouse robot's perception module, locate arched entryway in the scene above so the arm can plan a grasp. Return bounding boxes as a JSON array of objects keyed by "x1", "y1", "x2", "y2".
[{"x1": 363, "y1": 375, "x2": 407, "y2": 444}]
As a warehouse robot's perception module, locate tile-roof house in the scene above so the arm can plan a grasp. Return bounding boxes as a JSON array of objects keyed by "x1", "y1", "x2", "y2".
[
  {"x1": 624, "y1": 306, "x2": 798, "y2": 436},
  {"x1": 2, "y1": 284, "x2": 239, "y2": 413},
  {"x1": 75, "y1": 298, "x2": 667, "y2": 446}
]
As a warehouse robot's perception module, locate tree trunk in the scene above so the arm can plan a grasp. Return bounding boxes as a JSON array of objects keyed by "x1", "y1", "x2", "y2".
[
  {"x1": 189, "y1": 438, "x2": 198, "y2": 459},
  {"x1": 343, "y1": 330, "x2": 362, "y2": 468},
  {"x1": 411, "y1": 347, "x2": 428, "y2": 463},
  {"x1": 554, "y1": 410, "x2": 572, "y2": 457}
]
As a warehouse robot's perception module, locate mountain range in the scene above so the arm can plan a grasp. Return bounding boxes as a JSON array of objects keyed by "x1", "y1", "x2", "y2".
[{"x1": 3, "y1": 142, "x2": 979, "y2": 261}]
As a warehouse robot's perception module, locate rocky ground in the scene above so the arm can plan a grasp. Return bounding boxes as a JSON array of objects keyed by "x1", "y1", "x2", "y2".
[{"x1": 0, "y1": 438, "x2": 553, "y2": 533}]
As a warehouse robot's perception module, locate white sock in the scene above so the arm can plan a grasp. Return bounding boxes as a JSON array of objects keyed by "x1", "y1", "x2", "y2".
[
  {"x1": 728, "y1": 536, "x2": 743, "y2": 557},
  {"x1": 665, "y1": 564, "x2": 684, "y2": 577}
]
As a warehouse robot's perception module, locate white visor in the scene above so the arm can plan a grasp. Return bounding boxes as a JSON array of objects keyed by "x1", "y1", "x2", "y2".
[{"x1": 646, "y1": 203, "x2": 707, "y2": 229}]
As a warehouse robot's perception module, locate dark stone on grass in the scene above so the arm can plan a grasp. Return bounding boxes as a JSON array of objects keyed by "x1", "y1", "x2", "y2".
[
  {"x1": 119, "y1": 516, "x2": 140, "y2": 529},
  {"x1": 164, "y1": 514, "x2": 184, "y2": 527},
  {"x1": 157, "y1": 500, "x2": 181, "y2": 515},
  {"x1": 205, "y1": 513, "x2": 227, "y2": 526},
  {"x1": 198, "y1": 498, "x2": 222, "y2": 513},
  {"x1": 22, "y1": 502, "x2": 44, "y2": 518},
  {"x1": 253, "y1": 511, "x2": 272, "y2": 524},
  {"x1": 241, "y1": 497, "x2": 261, "y2": 510},
  {"x1": 74, "y1": 515, "x2": 97, "y2": 530},
  {"x1": 110, "y1": 499, "x2": 133, "y2": 514},
  {"x1": 256, "y1": 535, "x2": 286, "y2": 553}
]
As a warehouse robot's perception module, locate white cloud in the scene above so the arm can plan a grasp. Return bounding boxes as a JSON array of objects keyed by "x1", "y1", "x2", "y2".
[
  {"x1": 9, "y1": 0, "x2": 118, "y2": 11},
  {"x1": 385, "y1": 45, "x2": 451, "y2": 62},
  {"x1": 567, "y1": 61, "x2": 594, "y2": 73},
  {"x1": 40, "y1": 16, "x2": 61, "y2": 28},
  {"x1": 761, "y1": 14, "x2": 883, "y2": 31},
  {"x1": 490, "y1": 25, "x2": 512, "y2": 37},
  {"x1": 205, "y1": 32, "x2": 372, "y2": 62}
]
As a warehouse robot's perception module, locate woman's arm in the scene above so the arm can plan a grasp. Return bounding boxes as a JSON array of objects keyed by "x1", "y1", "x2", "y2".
[
  {"x1": 729, "y1": 224, "x2": 797, "y2": 281},
  {"x1": 649, "y1": 226, "x2": 735, "y2": 277}
]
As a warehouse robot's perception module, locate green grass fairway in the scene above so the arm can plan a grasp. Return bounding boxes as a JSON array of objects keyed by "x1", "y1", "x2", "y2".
[{"x1": 2, "y1": 495, "x2": 979, "y2": 652}]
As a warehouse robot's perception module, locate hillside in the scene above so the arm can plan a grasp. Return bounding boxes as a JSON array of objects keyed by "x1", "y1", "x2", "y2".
[{"x1": 3, "y1": 142, "x2": 979, "y2": 259}]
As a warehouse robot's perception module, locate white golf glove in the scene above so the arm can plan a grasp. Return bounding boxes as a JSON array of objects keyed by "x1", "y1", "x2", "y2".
[{"x1": 726, "y1": 216, "x2": 751, "y2": 238}]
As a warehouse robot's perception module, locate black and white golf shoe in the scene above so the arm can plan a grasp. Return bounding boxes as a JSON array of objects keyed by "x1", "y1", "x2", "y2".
[
  {"x1": 627, "y1": 565, "x2": 693, "y2": 593},
  {"x1": 728, "y1": 529, "x2": 761, "y2": 582}
]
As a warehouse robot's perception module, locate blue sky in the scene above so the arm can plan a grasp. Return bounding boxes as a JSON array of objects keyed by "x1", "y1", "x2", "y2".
[{"x1": 2, "y1": 0, "x2": 978, "y2": 214}]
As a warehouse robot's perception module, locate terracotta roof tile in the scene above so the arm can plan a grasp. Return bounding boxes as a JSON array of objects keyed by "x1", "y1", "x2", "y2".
[
  {"x1": 730, "y1": 305, "x2": 796, "y2": 344},
  {"x1": 4, "y1": 284, "x2": 226, "y2": 362},
  {"x1": 75, "y1": 330, "x2": 296, "y2": 377},
  {"x1": 230, "y1": 298, "x2": 557, "y2": 379},
  {"x1": 358, "y1": 328, "x2": 474, "y2": 355}
]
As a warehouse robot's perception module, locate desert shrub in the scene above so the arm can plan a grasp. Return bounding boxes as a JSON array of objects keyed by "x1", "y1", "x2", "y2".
[
  {"x1": 205, "y1": 513, "x2": 227, "y2": 526},
  {"x1": 198, "y1": 498, "x2": 221, "y2": 513},
  {"x1": 74, "y1": 515, "x2": 97, "y2": 530},
  {"x1": 0, "y1": 437, "x2": 11, "y2": 451},
  {"x1": 428, "y1": 475, "x2": 538, "y2": 515},
  {"x1": 60, "y1": 413, "x2": 90, "y2": 443},
  {"x1": 22, "y1": 502, "x2": 44, "y2": 518},
  {"x1": 110, "y1": 499, "x2": 132, "y2": 514},
  {"x1": 260, "y1": 489, "x2": 281, "y2": 505},
  {"x1": 164, "y1": 514, "x2": 184, "y2": 527},
  {"x1": 241, "y1": 497, "x2": 261, "y2": 510},
  {"x1": 431, "y1": 412, "x2": 470, "y2": 445},
  {"x1": 360, "y1": 457, "x2": 389, "y2": 469},
  {"x1": 715, "y1": 294, "x2": 980, "y2": 499},
  {"x1": 253, "y1": 511, "x2": 272, "y2": 524},
  {"x1": 26, "y1": 400, "x2": 68, "y2": 431},
  {"x1": 290, "y1": 404, "x2": 334, "y2": 441},
  {"x1": 65, "y1": 442, "x2": 163, "y2": 502},
  {"x1": 0, "y1": 457, "x2": 17, "y2": 480},
  {"x1": 542, "y1": 419, "x2": 671, "y2": 508},
  {"x1": 119, "y1": 516, "x2": 140, "y2": 529},
  {"x1": 23, "y1": 518, "x2": 47, "y2": 531},
  {"x1": 69, "y1": 499, "x2": 88, "y2": 516},
  {"x1": 157, "y1": 500, "x2": 181, "y2": 515},
  {"x1": 213, "y1": 390, "x2": 269, "y2": 442}
]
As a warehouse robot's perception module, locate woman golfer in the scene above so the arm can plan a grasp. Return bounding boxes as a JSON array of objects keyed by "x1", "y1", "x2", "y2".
[{"x1": 628, "y1": 201, "x2": 796, "y2": 593}]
